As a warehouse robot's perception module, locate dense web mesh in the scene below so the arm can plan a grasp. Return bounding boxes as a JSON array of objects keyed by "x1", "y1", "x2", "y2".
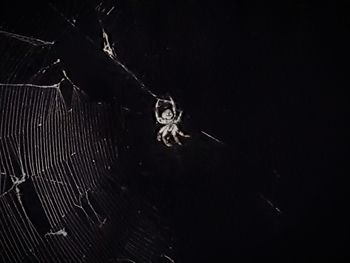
[
  {"x1": 0, "y1": 82, "x2": 116, "y2": 261},
  {"x1": 0, "y1": 1, "x2": 174, "y2": 262},
  {"x1": 0, "y1": 69, "x2": 171, "y2": 263}
]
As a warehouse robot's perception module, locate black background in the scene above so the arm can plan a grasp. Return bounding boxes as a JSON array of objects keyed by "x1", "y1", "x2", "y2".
[{"x1": 0, "y1": 0, "x2": 345, "y2": 262}]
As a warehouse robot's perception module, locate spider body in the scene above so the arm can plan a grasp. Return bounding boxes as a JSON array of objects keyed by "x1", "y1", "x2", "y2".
[{"x1": 155, "y1": 97, "x2": 190, "y2": 147}]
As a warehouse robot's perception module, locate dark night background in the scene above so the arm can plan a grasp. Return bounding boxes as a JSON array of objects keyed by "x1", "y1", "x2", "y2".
[{"x1": 0, "y1": 0, "x2": 345, "y2": 262}]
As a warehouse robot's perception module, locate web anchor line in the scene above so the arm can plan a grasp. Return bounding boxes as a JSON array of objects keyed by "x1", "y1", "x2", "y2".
[{"x1": 99, "y1": 21, "x2": 224, "y2": 146}]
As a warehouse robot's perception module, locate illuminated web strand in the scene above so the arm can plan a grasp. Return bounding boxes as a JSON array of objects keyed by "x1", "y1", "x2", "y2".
[{"x1": 0, "y1": 30, "x2": 55, "y2": 46}]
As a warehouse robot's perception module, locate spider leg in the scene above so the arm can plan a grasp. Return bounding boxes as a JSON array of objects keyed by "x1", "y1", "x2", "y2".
[
  {"x1": 171, "y1": 126, "x2": 182, "y2": 145},
  {"x1": 169, "y1": 96, "x2": 177, "y2": 116},
  {"x1": 155, "y1": 99, "x2": 162, "y2": 123},
  {"x1": 175, "y1": 110, "x2": 183, "y2": 123},
  {"x1": 155, "y1": 113, "x2": 162, "y2": 124},
  {"x1": 155, "y1": 99, "x2": 169, "y2": 124},
  {"x1": 161, "y1": 126, "x2": 172, "y2": 147},
  {"x1": 178, "y1": 130, "x2": 191, "y2": 138},
  {"x1": 178, "y1": 129, "x2": 191, "y2": 138},
  {"x1": 157, "y1": 125, "x2": 168, "y2": 141}
]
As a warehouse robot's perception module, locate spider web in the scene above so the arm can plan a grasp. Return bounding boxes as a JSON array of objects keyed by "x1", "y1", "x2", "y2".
[{"x1": 0, "y1": 1, "x2": 174, "y2": 262}]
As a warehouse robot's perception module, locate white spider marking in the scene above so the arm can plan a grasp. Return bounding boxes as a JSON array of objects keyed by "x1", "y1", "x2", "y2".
[{"x1": 154, "y1": 96, "x2": 190, "y2": 147}]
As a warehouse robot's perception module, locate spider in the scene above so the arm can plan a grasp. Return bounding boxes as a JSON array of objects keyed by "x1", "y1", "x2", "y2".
[{"x1": 154, "y1": 96, "x2": 190, "y2": 147}]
